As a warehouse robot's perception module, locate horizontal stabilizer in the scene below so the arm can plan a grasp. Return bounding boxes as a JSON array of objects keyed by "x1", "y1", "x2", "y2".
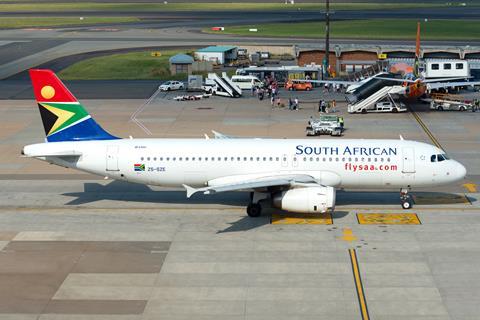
[{"x1": 22, "y1": 149, "x2": 81, "y2": 158}]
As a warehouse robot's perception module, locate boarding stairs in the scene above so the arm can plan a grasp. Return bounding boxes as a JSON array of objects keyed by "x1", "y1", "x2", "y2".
[
  {"x1": 208, "y1": 73, "x2": 242, "y2": 98},
  {"x1": 348, "y1": 85, "x2": 405, "y2": 113}
]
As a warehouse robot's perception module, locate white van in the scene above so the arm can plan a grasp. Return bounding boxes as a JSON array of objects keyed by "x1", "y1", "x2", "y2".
[{"x1": 231, "y1": 75, "x2": 263, "y2": 90}]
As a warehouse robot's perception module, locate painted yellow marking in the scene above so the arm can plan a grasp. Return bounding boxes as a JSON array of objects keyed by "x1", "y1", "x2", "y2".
[
  {"x1": 349, "y1": 249, "x2": 370, "y2": 320},
  {"x1": 40, "y1": 85, "x2": 55, "y2": 99},
  {"x1": 341, "y1": 228, "x2": 357, "y2": 241},
  {"x1": 357, "y1": 213, "x2": 421, "y2": 225},
  {"x1": 414, "y1": 193, "x2": 469, "y2": 205},
  {"x1": 463, "y1": 183, "x2": 478, "y2": 193},
  {"x1": 41, "y1": 104, "x2": 75, "y2": 135},
  {"x1": 409, "y1": 108, "x2": 444, "y2": 150},
  {"x1": 271, "y1": 212, "x2": 332, "y2": 225}
]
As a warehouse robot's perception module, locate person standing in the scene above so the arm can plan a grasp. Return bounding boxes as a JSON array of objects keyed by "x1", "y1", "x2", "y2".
[
  {"x1": 294, "y1": 97, "x2": 299, "y2": 110},
  {"x1": 331, "y1": 99, "x2": 336, "y2": 113},
  {"x1": 289, "y1": 98, "x2": 293, "y2": 110},
  {"x1": 251, "y1": 79, "x2": 256, "y2": 96},
  {"x1": 318, "y1": 99, "x2": 323, "y2": 113}
]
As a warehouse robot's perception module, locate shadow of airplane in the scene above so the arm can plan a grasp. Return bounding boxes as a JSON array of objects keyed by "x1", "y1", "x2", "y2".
[{"x1": 62, "y1": 181, "x2": 474, "y2": 207}]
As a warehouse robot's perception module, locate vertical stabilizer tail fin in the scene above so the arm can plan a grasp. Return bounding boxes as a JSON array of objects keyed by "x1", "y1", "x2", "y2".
[
  {"x1": 29, "y1": 69, "x2": 119, "y2": 142},
  {"x1": 414, "y1": 22, "x2": 421, "y2": 77}
]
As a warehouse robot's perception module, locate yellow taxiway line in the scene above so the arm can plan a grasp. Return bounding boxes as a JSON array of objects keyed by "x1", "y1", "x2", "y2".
[
  {"x1": 349, "y1": 249, "x2": 370, "y2": 320},
  {"x1": 270, "y1": 212, "x2": 333, "y2": 225}
]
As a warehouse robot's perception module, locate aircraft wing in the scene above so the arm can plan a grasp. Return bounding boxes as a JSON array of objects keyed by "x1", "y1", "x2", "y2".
[
  {"x1": 292, "y1": 79, "x2": 356, "y2": 85},
  {"x1": 182, "y1": 174, "x2": 318, "y2": 198},
  {"x1": 426, "y1": 81, "x2": 480, "y2": 91}
]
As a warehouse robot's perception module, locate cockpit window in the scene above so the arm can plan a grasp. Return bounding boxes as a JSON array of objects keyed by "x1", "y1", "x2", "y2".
[
  {"x1": 438, "y1": 154, "x2": 448, "y2": 162},
  {"x1": 431, "y1": 154, "x2": 449, "y2": 162}
]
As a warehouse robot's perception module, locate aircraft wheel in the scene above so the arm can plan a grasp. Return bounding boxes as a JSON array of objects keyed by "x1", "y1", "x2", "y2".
[
  {"x1": 247, "y1": 203, "x2": 262, "y2": 217},
  {"x1": 459, "y1": 106, "x2": 466, "y2": 112},
  {"x1": 437, "y1": 106, "x2": 444, "y2": 111},
  {"x1": 361, "y1": 109, "x2": 367, "y2": 114},
  {"x1": 392, "y1": 108, "x2": 398, "y2": 113},
  {"x1": 401, "y1": 199, "x2": 413, "y2": 210}
]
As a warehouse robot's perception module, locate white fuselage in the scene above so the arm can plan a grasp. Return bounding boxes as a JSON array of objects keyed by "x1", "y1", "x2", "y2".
[{"x1": 23, "y1": 138, "x2": 466, "y2": 190}]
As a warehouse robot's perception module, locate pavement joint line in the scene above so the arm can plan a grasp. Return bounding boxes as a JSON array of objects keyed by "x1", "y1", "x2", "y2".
[
  {"x1": 409, "y1": 107, "x2": 444, "y2": 151},
  {"x1": 349, "y1": 248, "x2": 370, "y2": 320}
]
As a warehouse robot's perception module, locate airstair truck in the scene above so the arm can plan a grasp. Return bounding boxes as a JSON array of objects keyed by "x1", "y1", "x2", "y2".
[{"x1": 203, "y1": 73, "x2": 242, "y2": 98}]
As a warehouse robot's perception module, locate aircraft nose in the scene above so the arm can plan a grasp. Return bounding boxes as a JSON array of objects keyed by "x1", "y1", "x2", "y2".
[{"x1": 451, "y1": 160, "x2": 467, "y2": 182}]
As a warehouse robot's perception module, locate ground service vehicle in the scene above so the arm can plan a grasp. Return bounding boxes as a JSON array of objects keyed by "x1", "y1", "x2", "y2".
[
  {"x1": 430, "y1": 100, "x2": 472, "y2": 111},
  {"x1": 306, "y1": 115, "x2": 343, "y2": 136},
  {"x1": 159, "y1": 81, "x2": 184, "y2": 91},
  {"x1": 231, "y1": 75, "x2": 263, "y2": 90},
  {"x1": 285, "y1": 80, "x2": 313, "y2": 91},
  {"x1": 361, "y1": 101, "x2": 408, "y2": 114}
]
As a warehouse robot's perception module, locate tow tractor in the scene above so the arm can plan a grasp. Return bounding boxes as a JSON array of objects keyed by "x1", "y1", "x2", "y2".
[{"x1": 306, "y1": 115, "x2": 343, "y2": 136}]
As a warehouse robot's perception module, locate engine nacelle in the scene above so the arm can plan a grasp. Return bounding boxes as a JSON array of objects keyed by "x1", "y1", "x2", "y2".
[{"x1": 272, "y1": 186, "x2": 336, "y2": 213}]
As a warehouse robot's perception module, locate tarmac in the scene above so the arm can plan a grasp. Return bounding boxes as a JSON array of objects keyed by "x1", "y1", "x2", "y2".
[{"x1": 0, "y1": 92, "x2": 479, "y2": 319}]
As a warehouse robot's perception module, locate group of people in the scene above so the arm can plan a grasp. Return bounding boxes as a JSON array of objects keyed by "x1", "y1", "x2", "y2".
[
  {"x1": 323, "y1": 83, "x2": 343, "y2": 93},
  {"x1": 318, "y1": 99, "x2": 337, "y2": 113}
]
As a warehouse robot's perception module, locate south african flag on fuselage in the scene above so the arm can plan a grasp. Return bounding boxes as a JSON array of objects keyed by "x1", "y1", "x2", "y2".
[{"x1": 134, "y1": 164, "x2": 145, "y2": 172}]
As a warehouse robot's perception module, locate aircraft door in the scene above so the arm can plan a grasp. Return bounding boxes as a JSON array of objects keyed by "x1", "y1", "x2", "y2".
[
  {"x1": 106, "y1": 145, "x2": 119, "y2": 171},
  {"x1": 402, "y1": 147, "x2": 415, "y2": 173}
]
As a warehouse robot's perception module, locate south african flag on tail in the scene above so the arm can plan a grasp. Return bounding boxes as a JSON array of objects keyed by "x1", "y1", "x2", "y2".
[{"x1": 29, "y1": 69, "x2": 119, "y2": 142}]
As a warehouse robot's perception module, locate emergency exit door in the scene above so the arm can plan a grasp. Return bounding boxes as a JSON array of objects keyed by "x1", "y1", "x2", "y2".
[
  {"x1": 106, "y1": 145, "x2": 119, "y2": 171},
  {"x1": 402, "y1": 147, "x2": 415, "y2": 173}
]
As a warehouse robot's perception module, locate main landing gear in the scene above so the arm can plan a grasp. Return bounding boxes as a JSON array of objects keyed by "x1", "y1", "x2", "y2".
[
  {"x1": 400, "y1": 188, "x2": 413, "y2": 209},
  {"x1": 246, "y1": 191, "x2": 269, "y2": 217}
]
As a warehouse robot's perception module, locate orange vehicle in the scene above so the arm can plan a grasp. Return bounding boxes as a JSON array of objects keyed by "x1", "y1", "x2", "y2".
[{"x1": 285, "y1": 80, "x2": 313, "y2": 91}]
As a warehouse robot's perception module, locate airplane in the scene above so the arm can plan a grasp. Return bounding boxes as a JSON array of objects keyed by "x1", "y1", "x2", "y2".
[
  {"x1": 22, "y1": 69, "x2": 467, "y2": 217},
  {"x1": 296, "y1": 22, "x2": 480, "y2": 99}
]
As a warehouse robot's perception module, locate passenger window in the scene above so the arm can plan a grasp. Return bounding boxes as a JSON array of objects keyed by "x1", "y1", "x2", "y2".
[
  {"x1": 218, "y1": 157, "x2": 221, "y2": 161},
  {"x1": 147, "y1": 157, "x2": 150, "y2": 161},
  {"x1": 141, "y1": 157, "x2": 144, "y2": 161},
  {"x1": 263, "y1": 157, "x2": 266, "y2": 161},
  {"x1": 431, "y1": 155, "x2": 436, "y2": 162},
  {"x1": 166, "y1": 157, "x2": 170, "y2": 161},
  {"x1": 179, "y1": 157, "x2": 182, "y2": 161},
  {"x1": 303, "y1": 157, "x2": 307, "y2": 161},
  {"x1": 456, "y1": 63, "x2": 464, "y2": 70},
  {"x1": 153, "y1": 157, "x2": 157, "y2": 161},
  {"x1": 431, "y1": 64, "x2": 439, "y2": 70},
  {"x1": 444, "y1": 63, "x2": 451, "y2": 70}
]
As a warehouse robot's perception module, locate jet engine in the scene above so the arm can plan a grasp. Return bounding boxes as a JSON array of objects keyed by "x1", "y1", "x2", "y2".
[{"x1": 272, "y1": 186, "x2": 336, "y2": 213}]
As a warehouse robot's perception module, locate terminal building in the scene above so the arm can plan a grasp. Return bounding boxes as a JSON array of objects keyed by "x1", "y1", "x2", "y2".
[{"x1": 295, "y1": 44, "x2": 480, "y2": 78}]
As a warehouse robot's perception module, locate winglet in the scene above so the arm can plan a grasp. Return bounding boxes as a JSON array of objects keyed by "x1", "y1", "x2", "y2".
[{"x1": 182, "y1": 184, "x2": 198, "y2": 198}]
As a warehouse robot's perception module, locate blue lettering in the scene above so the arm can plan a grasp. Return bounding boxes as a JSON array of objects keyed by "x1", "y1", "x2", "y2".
[{"x1": 296, "y1": 145, "x2": 303, "y2": 155}]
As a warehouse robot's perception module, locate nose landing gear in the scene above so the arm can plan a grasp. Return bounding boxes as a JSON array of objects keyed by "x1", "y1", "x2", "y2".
[{"x1": 400, "y1": 188, "x2": 413, "y2": 209}]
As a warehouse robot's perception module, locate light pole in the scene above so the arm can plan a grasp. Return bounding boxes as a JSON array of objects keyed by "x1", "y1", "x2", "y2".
[{"x1": 323, "y1": 0, "x2": 330, "y2": 78}]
